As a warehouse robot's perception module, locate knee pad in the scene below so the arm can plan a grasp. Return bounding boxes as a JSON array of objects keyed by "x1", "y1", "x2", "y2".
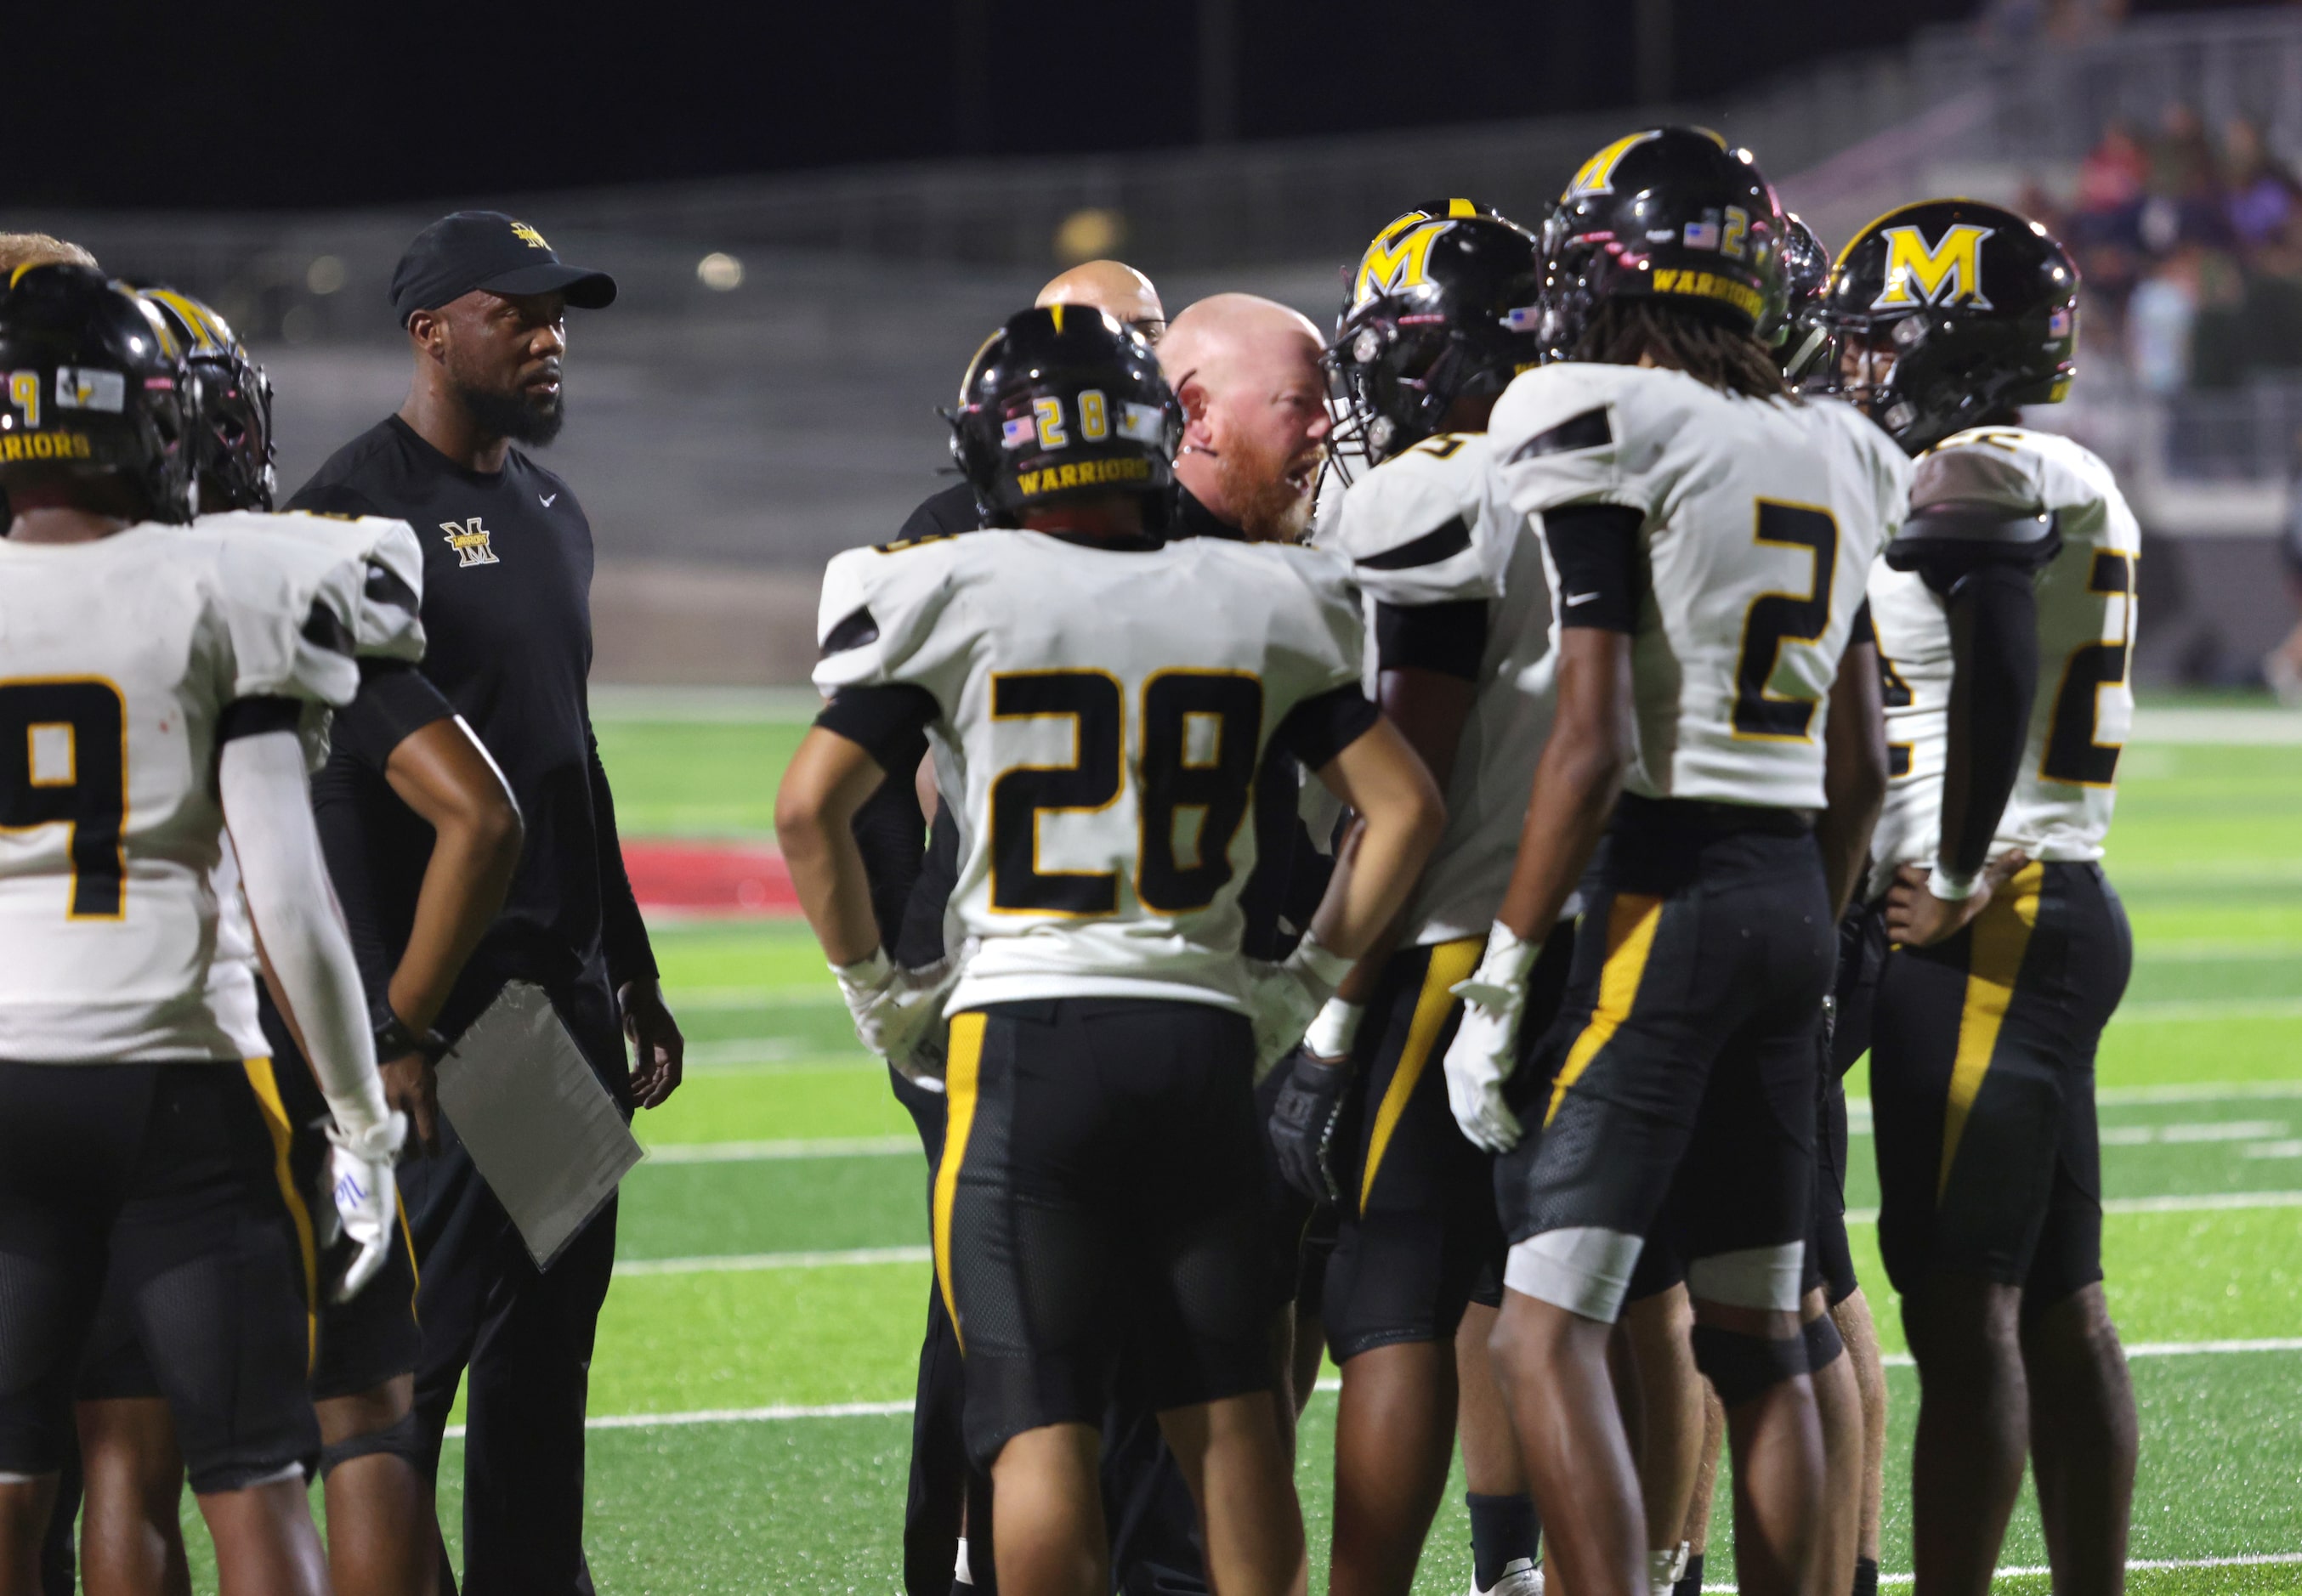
[
  {"x1": 1802, "y1": 1310, "x2": 1846, "y2": 1372},
  {"x1": 1691, "y1": 1323, "x2": 1810, "y2": 1407},
  {"x1": 317, "y1": 1411, "x2": 426, "y2": 1480}
]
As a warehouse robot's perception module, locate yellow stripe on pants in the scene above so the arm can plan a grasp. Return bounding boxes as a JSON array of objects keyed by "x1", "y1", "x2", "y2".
[
  {"x1": 1939, "y1": 863, "x2": 2045, "y2": 1197},
  {"x1": 1360, "y1": 937, "x2": 1485, "y2": 1214},
  {"x1": 242, "y1": 1057, "x2": 320, "y2": 1372},
  {"x1": 932, "y1": 1014, "x2": 988, "y2": 1354},
  {"x1": 1545, "y1": 895, "x2": 1664, "y2": 1127}
]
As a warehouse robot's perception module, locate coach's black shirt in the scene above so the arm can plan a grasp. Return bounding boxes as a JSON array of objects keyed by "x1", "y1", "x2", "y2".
[{"x1": 288, "y1": 415, "x2": 656, "y2": 1033}]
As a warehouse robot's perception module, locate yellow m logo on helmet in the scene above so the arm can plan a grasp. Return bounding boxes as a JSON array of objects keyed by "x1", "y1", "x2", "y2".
[
  {"x1": 1873, "y1": 224, "x2": 1995, "y2": 310},
  {"x1": 1353, "y1": 217, "x2": 1453, "y2": 306}
]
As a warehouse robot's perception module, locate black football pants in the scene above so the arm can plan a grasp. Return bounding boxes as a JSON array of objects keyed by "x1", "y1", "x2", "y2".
[
  {"x1": 890, "y1": 1060, "x2": 1211, "y2": 1596},
  {"x1": 402, "y1": 977, "x2": 623, "y2": 1596}
]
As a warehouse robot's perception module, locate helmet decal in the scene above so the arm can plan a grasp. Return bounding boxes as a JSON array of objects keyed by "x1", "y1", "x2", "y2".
[
  {"x1": 1873, "y1": 224, "x2": 1997, "y2": 311},
  {"x1": 1562, "y1": 130, "x2": 1662, "y2": 200},
  {"x1": 1353, "y1": 217, "x2": 1455, "y2": 306}
]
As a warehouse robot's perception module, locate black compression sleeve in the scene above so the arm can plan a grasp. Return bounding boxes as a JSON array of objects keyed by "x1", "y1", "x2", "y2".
[
  {"x1": 1375, "y1": 599, "x2": 1489, "y2": 682},
  {"x1": 850, "y1": 774, "x2": 927, "y2": 951},
  {"x1": 1940, "y1": 565, "x2": 2039, "y2": 883},
  {"x1": 815, "y1": 684, "x2": 940, "y2": 775},
  {"x1": 1850, "y1": 597, "x2": 1877, "y2": 652},
  {"x1": 218, "y1": 697, "x2": 301, "y2": 741},
  {"x1": 1274, "y1": 685, "x2": 1381, "y2": 771},
  {"x1": 589, "y1": 730, "x2": 661, "y2": 990},
  {"x1": 895, "y1": 806, "x2": 961, "y2": 967},
  {"x1": 331, "y1": 660, "x2": 455, "y2": 774},
  {"x1": 1544, "y1": 504, "x2": 1644, "y2": 631}
]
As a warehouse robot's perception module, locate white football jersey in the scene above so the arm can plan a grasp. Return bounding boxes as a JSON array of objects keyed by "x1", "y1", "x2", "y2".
[
  {"x1": 0, "y1": 521, "x2": 376, "y2": 1062},
  {"x1": 814, "y1": 529, "x2": 1368, "y2": 1014},
  {"x1": 1867, "y1": 426, "x2": 2140, "y2": 897},
  {"x1": 1492, "y1": 363, "x2": 1910, "y2": 810},
  {"x1": 1319, "y1": 431, "x2": 1556, "y2": 943},
  {"x1": 200, "y1": 512, "x2": 428, "y2": 997}
]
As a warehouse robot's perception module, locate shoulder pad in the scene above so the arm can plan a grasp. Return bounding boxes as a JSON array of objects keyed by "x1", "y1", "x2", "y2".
[
  {"x1": 1336, "y1": 439, "x2": 1506, "y2": 607},
  {"x1": 207, "y1": 529, "x2": 366, "y2": 710}
]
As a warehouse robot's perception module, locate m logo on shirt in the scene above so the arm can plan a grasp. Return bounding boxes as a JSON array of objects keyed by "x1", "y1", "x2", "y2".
[{"x1": 440, "y1": 518, "x2": 499, "y2": 568}]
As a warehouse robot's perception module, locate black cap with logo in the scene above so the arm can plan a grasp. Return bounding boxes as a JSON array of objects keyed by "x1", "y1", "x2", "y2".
[{"x1": 388, "y1": 211, "x2": 617, "y2": 325}]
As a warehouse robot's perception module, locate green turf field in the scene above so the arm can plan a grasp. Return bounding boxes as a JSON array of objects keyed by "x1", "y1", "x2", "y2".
[{"x1": 170, "y1": 706, "x2": 2302, "y2": 1593}]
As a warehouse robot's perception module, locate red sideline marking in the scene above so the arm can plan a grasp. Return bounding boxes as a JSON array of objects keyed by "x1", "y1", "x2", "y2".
[{"x1": 624, "y1": 841, "x2": 801, "y2": 919}]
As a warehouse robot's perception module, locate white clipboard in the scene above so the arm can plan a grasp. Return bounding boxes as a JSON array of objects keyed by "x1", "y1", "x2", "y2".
[{"x1": 434, "y1": 981, "x2": 645, "y2": 1270}]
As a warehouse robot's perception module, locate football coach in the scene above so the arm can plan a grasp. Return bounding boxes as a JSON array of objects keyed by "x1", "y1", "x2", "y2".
[{"x1": 286, "y1": 212, "x2": 684, "y2": 1593}]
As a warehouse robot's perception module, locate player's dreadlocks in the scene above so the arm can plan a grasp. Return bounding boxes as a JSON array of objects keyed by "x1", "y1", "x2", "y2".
[{"x1": 1573, "y1": 298, "x2": 1789, "y2": 402}]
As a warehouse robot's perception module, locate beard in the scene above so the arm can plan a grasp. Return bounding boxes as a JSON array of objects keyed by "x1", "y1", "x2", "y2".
[
  {"x1": 1212, "y1": 430, "x2": 1318, "y2": 544},
  {"x1": 456, "y1": 381, "x2": 564, "y2": 447}
]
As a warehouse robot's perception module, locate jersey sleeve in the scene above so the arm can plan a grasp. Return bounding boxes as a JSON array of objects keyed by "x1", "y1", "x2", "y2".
[
  {"x1": 338, "y1": 517, "x2": 427, "y2": 664},
  {"x1": 1891, "y1": 439, "x2": 2061, "y2": 587},
  {"x1": 1489, "y1": 365, "x2": 1653, "y2": 520},
  {"x1": 810, "y1": 540, "x2": 967, "y2": 705},
  {"x1": 209, "y1": 531, "x2": 366, "y2": 710},
  {"x1": 1332, "y1": 443, "x2": 1506, "y2": 608}
]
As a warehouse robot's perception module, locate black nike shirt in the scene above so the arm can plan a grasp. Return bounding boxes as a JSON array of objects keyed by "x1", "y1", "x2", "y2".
[{"x1": 288, "y1": 414, "x2": 656, "y2": 1030}]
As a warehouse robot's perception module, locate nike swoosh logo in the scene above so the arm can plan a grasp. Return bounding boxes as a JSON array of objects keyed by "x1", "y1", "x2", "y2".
[
  {"x1": 1564, "y1": 591, "x2": 1600, "y2": 607},
  {"x1": 540, "y1": 493, "x2": 558, "y2": 507}
]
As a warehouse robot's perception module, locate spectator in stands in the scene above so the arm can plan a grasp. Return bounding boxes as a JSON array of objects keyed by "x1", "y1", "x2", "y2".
[
  {"x1": 2223, "y1": 118, "x2": 2302, "y2": 248},
  {"x1": 2142, "y1": 103, "x2": 2231, "y2": 255},
  {"x1": 2075, "y1": 121, "x2": 2150, "y2": 239}
]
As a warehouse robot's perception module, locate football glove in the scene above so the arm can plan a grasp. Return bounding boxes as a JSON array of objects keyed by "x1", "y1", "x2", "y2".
[
  {"x1": 1443, "y1": 921, "x2": 1541, "y2": 1153},
  {"x1": 316, "y1": 1111, "x2": 407, "y2": 1304},
  {"x1": 1267, "y1": 997, "x2": 1364, "y2": 1203},
  {"x1": 1245, "y1": 935, "x2": 1356, "y2": 1077},
  {"x1": 835, "y1": 948, "x2": 961, "y2": 1084}
]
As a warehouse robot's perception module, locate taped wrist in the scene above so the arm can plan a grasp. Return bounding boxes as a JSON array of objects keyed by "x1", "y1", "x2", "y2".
[
  {"x1": 1691, "y1": 1322, "x2": 1812, "y2": 1406},
  {"x1": 318, "y1": 1411, "x2": 428, "y2": 1480},
  {"x1": 1304, "y1": 996, "x2": 1364, "y2": 1059},
  {"x1": 1802, "y1": 1310, "x2": 1846, "y2": 1372}
]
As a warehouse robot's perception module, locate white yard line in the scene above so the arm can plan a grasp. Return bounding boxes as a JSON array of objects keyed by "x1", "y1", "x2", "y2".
[
  {"x1": 615, "y1": 1245, "x2": 928, "y2": 1276},
  {"x1": 1708, "y1": 1549, "x2": 2302, "y2": 1592},
  {"x1": 2129, "y1": 705, "x2": 2302, "y2": 744},
  {"x1": 641, "y1": 1135, "x2": 919, "y2": 1164}
]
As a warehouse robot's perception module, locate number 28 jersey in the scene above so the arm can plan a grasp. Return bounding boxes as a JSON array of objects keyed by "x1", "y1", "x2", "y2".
[
  {"x1": 0, "y1": 519, "x2": 386, "y2": 1062},
  {"x1": 813, "y1": 529, "x2": 1374, "y2": 1015},
  {"x1": 1868, "y1": 427, "x2": 2140, "y2": 896},
  {"x1": 1491, "y1": 363, "x2": 1910, "y2": 810}
]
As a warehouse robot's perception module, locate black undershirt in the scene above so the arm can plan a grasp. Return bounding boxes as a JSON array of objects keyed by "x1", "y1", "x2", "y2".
[{"x1": 287, "y1": 415, "x2": 656, "y2": 1032}]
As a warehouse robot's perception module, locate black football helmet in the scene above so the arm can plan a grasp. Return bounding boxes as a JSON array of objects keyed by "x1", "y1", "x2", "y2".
[
  {"x1": 947, "y1": 304, "x2": 1180, "y2": 531},
  {"x1": 1326, "y1": 198, "x2": 1544, "y2": 473},
  {"x1": 139, "y1": 287, "x2": 275, "y2": 512},
  {"x1": 1819, "y1": 199, "x2": 2079, "y2": 454},
  {"x1": 1770, "y1": 212, "x2": 1832, "y2": 383},
  {"x1": 1537, "y1": 127, "x2": 1789, "y2": 355},
  {"x1": 0, "y1": 263, "x2": 194, "y2": 523}
]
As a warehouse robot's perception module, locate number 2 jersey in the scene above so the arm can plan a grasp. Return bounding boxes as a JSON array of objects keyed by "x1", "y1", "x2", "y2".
[
  {"x1": 0, "y1": 514, "x2": 416, "y2": 1062},
  {"x1": 1319, "y1": 432, "x2": 1556, "y2": 944},
  {"x1": 1867, "y1": 426, "x2": 2140, "y2": 897},
  {"x1": 812, "y1": 529, "x2": 1376, "y2": 1014},
  {"x1": 1490, "y1": 363, "x2": 1910, "y2": 810}
]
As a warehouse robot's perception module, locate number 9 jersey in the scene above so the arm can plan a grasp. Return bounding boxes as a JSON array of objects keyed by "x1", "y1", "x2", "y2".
[
  {"x1": 1867, "y1": 426, "x2": 2140, "y2": 896},
  {"x1": 812, "y1": 529, "x2": 1376, "y2": 1014},
  {"x1": 0, "y1": 519, "x2": 384, "y2": 1062},
  {"x1": 1490, "y1": 363, "x2": 1910, "y2": 809}
]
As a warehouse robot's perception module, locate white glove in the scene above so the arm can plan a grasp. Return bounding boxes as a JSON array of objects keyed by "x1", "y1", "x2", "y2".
[
  {"x1": 835, "y1": 948, "x2": 962, "y2": 1084},
  {"x1": 1443, "y1": 921, "x2": 1541, "y2": 1153},
  {"x1": 1246, "y1": 935, "x2": 1356, "y2": 1076},
  {"x1": 316, "y1": 1112, "x2": 407, "y2": 1304}
]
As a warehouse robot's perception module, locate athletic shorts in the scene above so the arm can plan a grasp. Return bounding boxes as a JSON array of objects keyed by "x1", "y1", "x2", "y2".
[
  {"x1": 1870, "y1": 861, "x2": 2131, "y2": 1302},
  {"x1": 935, "y1": 999, "x2": 1274, "y2": 1469},
  {"x1": 0, "y1": 1061, "x2": 320, "y2": 1492},
  {"x1": 1494, "y1": 796, "x2": 1834, "y2": 1325},
  {"x1": 1323, "y1": 925, "x2": 1575, "y2": 1361},
  {"x1": 79, "y1": 1003, "x2": 422, "y2": 1406}
]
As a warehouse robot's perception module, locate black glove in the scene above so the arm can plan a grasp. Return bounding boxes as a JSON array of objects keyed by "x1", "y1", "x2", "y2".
[{"x1": 1268, "y1": 1048, "x2": 1352, "y2": 1205}]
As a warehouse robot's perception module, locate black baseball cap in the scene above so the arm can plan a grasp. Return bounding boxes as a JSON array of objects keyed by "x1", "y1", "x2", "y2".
[{"x1": 389, "y1": 211, "x2": 617, "y2": 325}]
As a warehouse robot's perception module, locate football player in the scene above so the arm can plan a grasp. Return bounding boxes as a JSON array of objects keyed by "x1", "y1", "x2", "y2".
[
  {"x1": 58, "y1": 287, "x2": 520, "y2": 1596},
  {"x1": 1268, "y1": 199, "x2": 1553, "y2": 1596},
  {"x1": 775, "y1": 305, "x2": 1444, "y2": 1596},
  {"x1": 1439, "y1": 130, "x2": 1909, "y2": 1596},
  {"x1": 1822, "y1": 201, "x2": 2138, "y2": 1596},
  {"x1": 0, "y1": 265, "x2": 403, "y2": 1593}
]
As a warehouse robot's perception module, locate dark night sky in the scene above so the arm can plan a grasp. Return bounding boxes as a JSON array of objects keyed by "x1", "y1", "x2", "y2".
[{"x1": 12, "y1": 0, "x2": 2265, "y2": 211}]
